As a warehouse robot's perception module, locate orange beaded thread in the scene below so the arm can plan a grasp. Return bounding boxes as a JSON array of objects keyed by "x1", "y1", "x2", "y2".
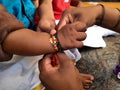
[
  {"x1": 50, "y1": 35, "x2": 59, "y2": 52},
  {"x1": 51, "y1": 54, "x2": 57, "y2": 67}
]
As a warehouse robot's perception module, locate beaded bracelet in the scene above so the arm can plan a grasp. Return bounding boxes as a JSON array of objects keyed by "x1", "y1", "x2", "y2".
[
  {"x1": 49, "y1": 34, "x2": 64, "y2": 52},
  {"x1": 55, "y1": 33, "x2": 64, "y2": 52},
  {"x1": 49, "y1": 35, "x2": 59, "y2": 52},
  {"x1": 97, "y1": 4, "x2": 105, "y2": 26},
  {"x1": 112, "y1": 8, "x2": 120, "y2": 29}
]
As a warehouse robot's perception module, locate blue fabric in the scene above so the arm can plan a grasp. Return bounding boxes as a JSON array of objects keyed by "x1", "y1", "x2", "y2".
[{"x1": 0, "y1": 0, "x2": 36, "y2": 28}]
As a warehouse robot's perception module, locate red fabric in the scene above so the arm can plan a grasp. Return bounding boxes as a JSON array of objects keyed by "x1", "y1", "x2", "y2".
[
  {"x1": 35, "y1": 0, "x2": 71, "y2": 25},
  {"x1": 34, "y1": 11, "x2": 40, "y2": 26},
  {"x1": 52, "y1": 0, "x2": 71, "y2": 20}
]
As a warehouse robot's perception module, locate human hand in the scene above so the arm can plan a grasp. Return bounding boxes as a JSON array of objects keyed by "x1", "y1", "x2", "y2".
[
  {"x1": 37, "y1": 0, "x2": 57, "y2": 35},
  {"x1": 57, "y1": 22, "x2": 87, "y2": 50},
  {"x1": 0, "y1": 4, "x2": 24, "y2": 61},
  {"x1": 37, "y1": 14, "x2": 56, "y2": 35},
  {"x1": 39, "y1": 53, "x2": 84, "y2": 90},
  {"x1": 58, "y1": 5, "x2": 101, "y2": 30}
]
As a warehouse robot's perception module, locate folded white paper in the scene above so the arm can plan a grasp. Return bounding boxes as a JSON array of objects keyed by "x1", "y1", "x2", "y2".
[{"x1": 83, "y1": 25, "x2": 119, "y2": 48}]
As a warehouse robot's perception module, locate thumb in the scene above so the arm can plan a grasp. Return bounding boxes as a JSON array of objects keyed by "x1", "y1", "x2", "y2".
[
  {"x1": 56, "y1": 53, "x2": 72, "y2": 69},
  {"x1": 39, "y1": 54, "x2": 53, "y2": 72},
  {"x1": 57, "y1": 18, "x2": 67, "y2": 31},
  {"x1": 58, "y1": 13, "x2": 73, "y2": 30}
]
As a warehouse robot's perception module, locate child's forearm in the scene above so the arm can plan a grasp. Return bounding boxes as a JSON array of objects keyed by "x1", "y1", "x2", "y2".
[
  {"x1": 3, "y1": 29, "x2": 55, "y2": 56},
  {"x1": 39, "y1": 0, "x2": 54, "y2": 18}
]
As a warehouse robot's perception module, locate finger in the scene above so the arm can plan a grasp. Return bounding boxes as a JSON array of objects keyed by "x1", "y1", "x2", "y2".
[
  {"x1": 56, "y1": 53, "x2": 72, "y2": 69},
  {"x1": 71, "y1": 22, "x2": 87, "y2": 32},
  {"x1": 84, "y1": 85, "x2": 90, "y2": 89},
  {"x1": 39, "y1": 54, "x2": 53, "y2": 72},
  {"x1": 84, "y1": 80, "x2": 93, "y2": 85},
  {"x1": 0, "y1": 45, "x2": 13, "y2": 61},
  {"x1": 57, "y1": 18, "x2": 67, "y2": 30},
  {"x1": 74, "y1": 41, "x2": 83, "y2": 48},
  {"x1": 76, "y1": 32, "x2": 87, "y2": 41},
  {"x1": 58, "y1": 13, "x2": 73, "y2": 30},
  {"x1": 50, "y1": 29, "x2": 57, "y2": 35}
]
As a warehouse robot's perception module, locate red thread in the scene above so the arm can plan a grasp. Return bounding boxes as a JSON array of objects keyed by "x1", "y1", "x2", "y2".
[{"x1": 51, "y1": 54, "x2": 57, "y2": 66}]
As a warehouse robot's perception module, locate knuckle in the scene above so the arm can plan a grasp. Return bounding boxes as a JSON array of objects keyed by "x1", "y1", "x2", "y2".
[{"x1": 79, "y1": 42, "x2": 83, "y2": 48}]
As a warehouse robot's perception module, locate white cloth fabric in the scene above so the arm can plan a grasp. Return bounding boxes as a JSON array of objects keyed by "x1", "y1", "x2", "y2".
[
  {"x1": 0, "y1": 55, "x2": 43, "y2": 90},
  {"x1": 83, "y1": 25, "x2": 119, "y2": 48},
  {"x1": 64, "y1": 48, "x2": 81, "y2": 62}
]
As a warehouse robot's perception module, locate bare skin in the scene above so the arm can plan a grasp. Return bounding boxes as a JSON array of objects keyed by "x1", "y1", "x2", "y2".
[
  {"x1": 0, "y1": 4, "x2": 24, "y2": 61},
  {"x1": 58, "y1": 5, "x2": 120, "y2": 33},
  {"x1": 3, "y1": 22, "x2": 86, "y2": 56},
  {"x1": 36, "y1": 0, "x2": 94, "y2": 89},
  {"x1": 39, "y1": 53, "x2": 94, "y2": 90}
]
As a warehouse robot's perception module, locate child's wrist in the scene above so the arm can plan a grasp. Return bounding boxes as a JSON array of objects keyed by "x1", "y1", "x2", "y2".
[{"x1": 49, "y1": 33, "x2": 64, "y2": 52}]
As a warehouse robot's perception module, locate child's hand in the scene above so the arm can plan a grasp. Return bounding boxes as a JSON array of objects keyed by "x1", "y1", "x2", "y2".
[
  {"x1": 57, "y1": 22, "x2": 87, "y2": 50},
  {"x1": 37, "y1": 16, "x2": 56, "y2": 35}
]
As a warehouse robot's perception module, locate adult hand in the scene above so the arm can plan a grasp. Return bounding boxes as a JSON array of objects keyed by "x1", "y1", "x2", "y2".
[
  {"x1": 39, "y1": 53, "x2": 84, "y2": 90},
  {"x1": 58, "y1": 5, "x2": 101, "y2": 30},
  {"x1": 57, "y1": 21, "x2": 87, "y2": 50},
  {"x1": 0, "y1": 4, "x2": 24, "y2": 61}
]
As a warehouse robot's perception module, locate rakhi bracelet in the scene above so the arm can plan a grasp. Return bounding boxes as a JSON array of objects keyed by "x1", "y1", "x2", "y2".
[
  {"x1": 51, "y1": 54, "x2": 58, "y2": 67},
  {"x1": 97, "y1": 4, "x2": 105, "y2": 26},
  {"x1": 49, "y1": 35, "x2": 59, "y2": 52},
  {"x1": 55, "y1": 33, "x2": 64, "y2": 52},
  {"x1": 112, "y1": 8, "x2": 120, "y2": 29},
  {"x1": 49, "y1": 33, "x2": 64, "y2": 52}
]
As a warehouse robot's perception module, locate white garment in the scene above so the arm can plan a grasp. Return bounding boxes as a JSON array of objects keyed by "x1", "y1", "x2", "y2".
[
  {"x1": 64, "y1": 48, "x2": 81, "y2": 62},
  {"x1": 0, "y1": 55, "x2": 43, "y2": 90}
]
